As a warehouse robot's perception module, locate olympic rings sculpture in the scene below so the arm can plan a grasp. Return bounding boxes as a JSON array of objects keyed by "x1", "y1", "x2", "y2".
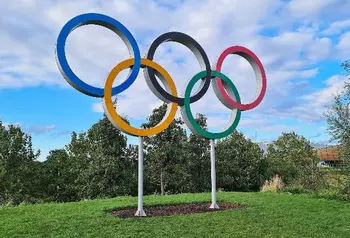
[{"x1": 55, "y1": 13, "x2": 267, "y2": 140}]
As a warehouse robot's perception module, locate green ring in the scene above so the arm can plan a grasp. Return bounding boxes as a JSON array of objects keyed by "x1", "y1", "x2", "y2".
[{"x1": 183, "y1": 70, "x2": 241, "y2": 139}]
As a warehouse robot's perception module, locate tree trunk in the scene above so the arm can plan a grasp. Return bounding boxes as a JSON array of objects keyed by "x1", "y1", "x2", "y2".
[{"x1": 160, "y1": 170, "x2": 164, "y2": 195}]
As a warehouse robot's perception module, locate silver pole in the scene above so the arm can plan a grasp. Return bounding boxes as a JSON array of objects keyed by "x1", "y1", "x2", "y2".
[
  {"x1": 135, "y1": 136, "x2": 146, "y2": 216},
  {"x1": 210, "y1": 139, "x2": 219, "y2": 209}
]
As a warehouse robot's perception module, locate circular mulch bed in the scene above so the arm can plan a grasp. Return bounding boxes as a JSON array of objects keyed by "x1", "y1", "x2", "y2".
[{"x1": 108, "y1": 202, "x2": 244, "y2": 219}]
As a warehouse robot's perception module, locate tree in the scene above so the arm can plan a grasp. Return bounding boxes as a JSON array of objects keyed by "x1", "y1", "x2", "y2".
[
  {"x1": 64, "y1": 131, "x2": 90, "y2": 201},
  {"x1": 62, "y1": 113, "x2": 136, "y2": 200},
  {"x1": 325, "y1": 76, "x2": 350, "y2": 143},
  {"x1": 0, "y1": 121, "x2": 41, "y2": 205},
  {"x1": 216, "y1": 131, "x2": 265, "y2": 192},
  {"x1": 42, "y1": 149, "x2": 76, "y2": 202},
  {"x1": 39, "y1": 98, "x2": 136, "y2": 202},
  {"x1": 83, "y1": 115, "x2": 134, "y2": 198},
  {"x1": 184, "y1": 113, "x2": 211, "y2": 193},
  {"x1": 266, "y1": 132, "x2": 322, "y2": 190},
  {"x1": 325, "y1": 61, "x2": 350, "y2": 155},
  {"x1": 142, "y1": 103, "x2": 187, "y2": 195},
  {"x1": 325, "y1": 61, "x2": 350, "y2": 196},
  {"x1": 123, "y1": 144, "x2": 138, "y2": 196}
]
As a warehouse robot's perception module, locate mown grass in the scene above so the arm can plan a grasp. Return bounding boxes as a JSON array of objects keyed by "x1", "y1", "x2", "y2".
[{"x1": 1, "y1": 192, "x2": 350, "y2": 237}]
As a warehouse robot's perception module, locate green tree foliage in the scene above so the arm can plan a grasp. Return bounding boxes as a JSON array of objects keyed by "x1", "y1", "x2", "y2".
[
  {"x1": 0, "y1": 121, "x2": 41, "y2": 205},
  {"x1": 325, "y1": 61, "x2": 350, "y2": 196},
  {"x1": 325, "y1": 62, "x2": 350, "y2": 145},
  {"x1": 184, "y1": 114, "x2": 211, "y2": 193},
  {"x1": 41, "y1": 149, "x2": 76, "y2": 202},
  {"x1": 41, "y1": 115, "x2": 136, "y2": 203},
  {"x1": 266, "y1": 132, "x2": 322, "y2": 190},
  {"x1": 124, "y1": 144, "x2": 138, "y2": 195},
  {"x1": 63, "y1": 116, "x2": 136, "y2": 200},
  {"x1": 83, "y1": 116, "x2": 136, "y2": 198},
  {"x1": 216, "y1": 131, "x2": 265, "y2": 192},
  {"x1": 0, "y1": 109, "x2": 269, "y2": 205},
  {"x1": 142, "y1": 103, "x2": 187, "y2": 195},
  {"x1": 65, "y1": 131, "x2": 90, "y2": 201}
]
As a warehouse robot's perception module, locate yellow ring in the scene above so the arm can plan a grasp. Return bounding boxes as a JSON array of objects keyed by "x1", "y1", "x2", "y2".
[{"x1": 103, "y1": 58, "x2": 178, "y2": 137}]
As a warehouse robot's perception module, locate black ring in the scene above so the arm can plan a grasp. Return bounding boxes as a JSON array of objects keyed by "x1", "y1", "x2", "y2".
[{"x1": 144, "y1": 32, "x2": 212, "y2": 106}]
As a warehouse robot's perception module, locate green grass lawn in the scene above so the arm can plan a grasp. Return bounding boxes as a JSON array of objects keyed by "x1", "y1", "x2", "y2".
[{"x1": 1, "y1": 192, "x2": 350, "y2": 237}]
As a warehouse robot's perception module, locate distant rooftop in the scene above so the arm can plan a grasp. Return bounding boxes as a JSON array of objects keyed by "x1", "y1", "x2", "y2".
[{"x1": 316, "y1": 145, "x2": 341, "y2": 161}]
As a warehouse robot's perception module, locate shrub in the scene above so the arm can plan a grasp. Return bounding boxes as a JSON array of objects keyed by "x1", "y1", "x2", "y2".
[
  {"x1": 216, "y1": 131, "x2": 266, "y2": 192},
  {"x1": 314, "y1": 190, "x2": 350, "y2": 202},
  {"x1": 265, "y1": 132, "x2": 316, "y2": 186},
  {"x1": 283, "y1": 186, "x2": 313, "y2": 194},
  {"x1": 261, "y1": 175, "x2": 284, "y2": 192}
]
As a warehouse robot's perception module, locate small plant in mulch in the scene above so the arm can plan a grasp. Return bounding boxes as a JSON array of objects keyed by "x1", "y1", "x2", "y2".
[{"x1": 106, "y1": 202, "x2": 244, "y2": 219}]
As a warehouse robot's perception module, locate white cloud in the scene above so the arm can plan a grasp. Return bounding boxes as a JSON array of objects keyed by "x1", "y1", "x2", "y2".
[
  {"x1": 2, "y1": 121, "x2": 57, "y2": 135},
  {"x1": 287, "y1": 0, "x2": 338, "y2": 19},
  {"x1": 1, "y1": 0, "x2": 349, "y2": 140},
  {"x1": 23, "y1": 124, "x2": 57, "y2": 135},
  {"x1": 92, "y1": 101, "x2": 103, "y2": 113},
  {"x1": 268, "y1": 74, "x2": 348, "y2": 122},
  {"x1": 303, "y1": 75, "x2": 347, "y2": 105},
  {"x1": 335, "y1": 31, "x2": 350, "y2": 59},
  {"x1": 322, "y1": 19, "x2": 350, "y2": 35},
  {"x1": 305, "y1": 37, "x2": 332, "y2": 61}
]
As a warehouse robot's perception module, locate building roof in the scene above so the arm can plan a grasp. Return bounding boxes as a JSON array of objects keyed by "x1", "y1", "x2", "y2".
[{"x1": 316, "y1": 145, "x2": 341, "y2": 161}]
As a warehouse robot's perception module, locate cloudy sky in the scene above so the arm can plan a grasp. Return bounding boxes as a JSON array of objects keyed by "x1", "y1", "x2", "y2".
[{"x1": 0, "y1": 0, "x2": 349, "y2": 161}]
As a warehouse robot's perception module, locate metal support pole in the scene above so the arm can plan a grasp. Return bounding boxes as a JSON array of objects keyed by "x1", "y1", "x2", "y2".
[
  {"x1": 135, "y1": 136, "x2": 146, "y2": 216},
  {"x1": 210, "y1": 139, "x2": 219, "y2": 209}
]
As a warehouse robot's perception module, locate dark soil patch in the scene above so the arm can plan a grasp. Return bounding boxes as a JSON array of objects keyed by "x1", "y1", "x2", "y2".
[{"x1": 108, "y1": 202, "x2": 244, "y2": 218}]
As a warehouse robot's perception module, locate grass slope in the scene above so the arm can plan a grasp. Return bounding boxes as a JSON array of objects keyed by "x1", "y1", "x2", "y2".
[{"x1": 1, "y1": 192, "x2": 350, "y2": 237}]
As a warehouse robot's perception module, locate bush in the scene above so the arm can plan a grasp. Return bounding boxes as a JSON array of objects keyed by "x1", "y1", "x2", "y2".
[
  {"x1": 216, "y1": 131, "x2": 266, "y2": 192},
  {"x1": 314, "y1": 190, "x2": 350, "y2": 202},
  {"x1": 265, "y1": 132, "x2": 326, "y2": 192},
  {"x1": 261, "y1": 175, "x2": 284, "y2": 192},
  {"x1": 283, "y1": 186, "x2": 313, "y2": 194}
]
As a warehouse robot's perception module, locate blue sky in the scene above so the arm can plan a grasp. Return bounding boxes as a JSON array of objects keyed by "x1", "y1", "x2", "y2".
[{"x1": 0, "y1": 0, "x2": 349, "y2": 161}]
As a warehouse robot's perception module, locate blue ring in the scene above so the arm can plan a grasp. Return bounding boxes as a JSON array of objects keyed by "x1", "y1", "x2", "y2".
[{"x1": 55, "y1": 13, "x2": 141, "y2": 98}]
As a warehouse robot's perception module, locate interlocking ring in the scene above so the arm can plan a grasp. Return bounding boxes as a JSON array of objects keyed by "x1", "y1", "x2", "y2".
[
  {"x1": 144, "y1": 32, "x2": 212, "y2": 106},
  {"x1": 181, "y1": 70, "x2": 241, "y2": 139},
  {"x1": 55, "y1": 13, "x2": 267, "y2": 139},
  {"x1": 103, "y1": 58, "x2": 178, "y2": 137},
  {"x1": 55, "y1": 13, "x2": 141, "y2": 97},
  {"x1": 214, "y1": 46, "x2": 267, "y2": 111}
]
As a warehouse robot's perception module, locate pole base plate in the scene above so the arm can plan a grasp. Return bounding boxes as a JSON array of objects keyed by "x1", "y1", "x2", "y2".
[
  {"x1": 135, "y1": 209, "x2": 146, "y2": 217},
  {"x1": 209, "y1": 203, "x2": 219, "y2": 209}
]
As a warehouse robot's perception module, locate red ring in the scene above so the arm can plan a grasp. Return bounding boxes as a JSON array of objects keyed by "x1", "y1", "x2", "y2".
[{"x1": 215, "y1": 46, "x2": 267, "y2": 111}]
